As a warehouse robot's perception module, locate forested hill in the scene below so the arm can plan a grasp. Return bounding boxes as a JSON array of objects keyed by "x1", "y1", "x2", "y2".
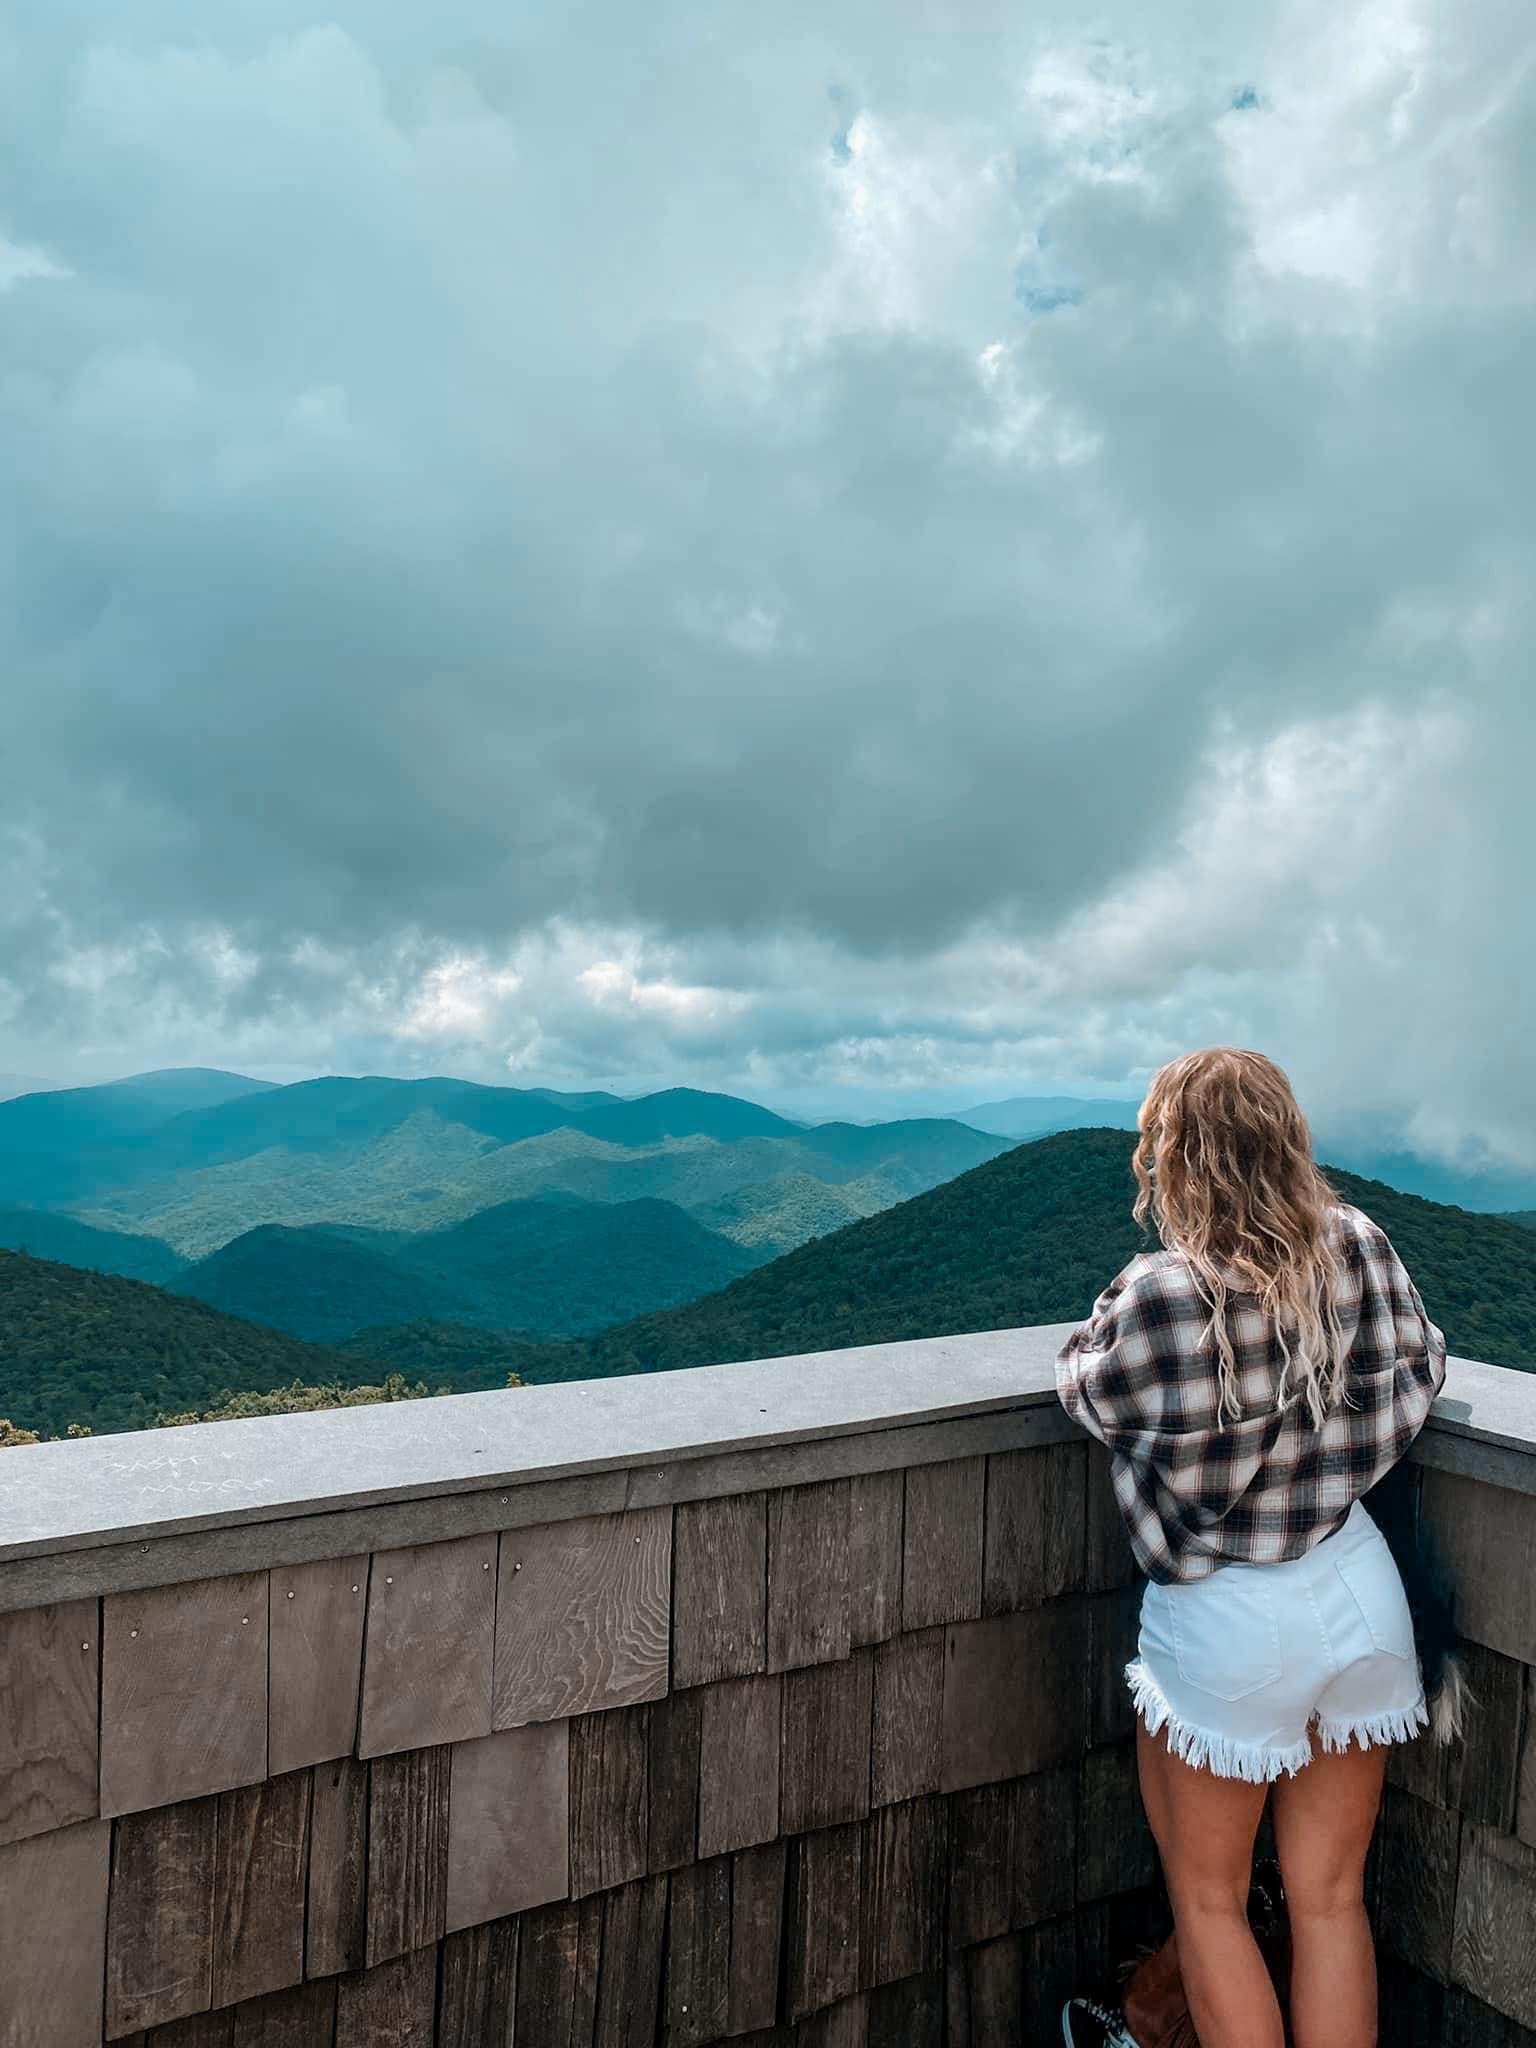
[
  {"x1": 7, "y1": 1130, "x2": 1534, "y2": 1438},
  {"x1": 0, "y1": 1250, "x2": 409, "y2": 1438},
  {"x1": 558, "y1": 1129, "x2": 1536, "y2": 1381}
]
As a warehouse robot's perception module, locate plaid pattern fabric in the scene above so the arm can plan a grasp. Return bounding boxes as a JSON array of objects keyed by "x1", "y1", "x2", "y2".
[{"x1": 1055, "y1": 1203, "x2": 1447, "y2": 1584}]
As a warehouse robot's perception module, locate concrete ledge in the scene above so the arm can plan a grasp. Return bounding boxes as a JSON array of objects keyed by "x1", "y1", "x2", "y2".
[
  {"x1": 0, "y1": 1326, "x2": 1078, "y2": 1568},
  {"x1": 0, "y1": 1328, "x2": 1530, "y2": 1614}
]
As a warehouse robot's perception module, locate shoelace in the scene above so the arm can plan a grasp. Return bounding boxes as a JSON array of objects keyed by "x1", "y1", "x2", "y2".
[{"x1": 1071, "y1": 1996, "x2": 1137, "y2": 2042}]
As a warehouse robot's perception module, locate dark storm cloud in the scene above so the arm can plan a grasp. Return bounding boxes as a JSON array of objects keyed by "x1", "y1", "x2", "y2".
[{"x1": 1, "y1": 0, "x2": 1534, "y2": 1158}]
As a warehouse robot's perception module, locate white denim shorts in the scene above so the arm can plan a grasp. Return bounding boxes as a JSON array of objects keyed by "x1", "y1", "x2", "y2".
[{"x1": 1128, "y1": 1500, "x2": 1427, "y2": 1782}]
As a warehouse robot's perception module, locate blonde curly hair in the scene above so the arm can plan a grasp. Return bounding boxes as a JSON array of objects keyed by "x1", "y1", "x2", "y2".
[{"x1": 1133, "y1": 1047, "x2": 1346, "y2": 1426}]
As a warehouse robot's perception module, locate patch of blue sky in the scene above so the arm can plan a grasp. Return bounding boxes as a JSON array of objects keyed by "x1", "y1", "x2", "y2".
[
  {"x1": 1231, "y1": 86, "x2": 1260, "y2": 110},
  {"x1": 828, "y1": 81, "x2": 854, "y2": 165},
  {"x1": 1015, "y1": 281, "x2": 1083, "y2": 316}
]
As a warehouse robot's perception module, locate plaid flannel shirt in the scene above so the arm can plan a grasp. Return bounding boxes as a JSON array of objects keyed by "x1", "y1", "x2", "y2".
[{"x1": 1055, "y1": 1203, "x2": 1447, "y2": 1584}]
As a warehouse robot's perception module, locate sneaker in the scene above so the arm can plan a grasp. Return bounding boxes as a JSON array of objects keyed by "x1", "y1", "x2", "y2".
[{"x1": 1061, "y1": 1996, "x2": 1142, "y2": 2046}]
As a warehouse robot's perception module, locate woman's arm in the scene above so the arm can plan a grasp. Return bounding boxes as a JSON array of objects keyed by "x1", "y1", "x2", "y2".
[{"x1": 1054, "y1": 1264, "x2": 1147, "y2": 1450}]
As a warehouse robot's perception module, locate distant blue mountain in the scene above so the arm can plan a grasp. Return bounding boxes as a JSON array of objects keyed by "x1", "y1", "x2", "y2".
[
  {"x1": 0, "y1": 1208, "x2": 184, "y2": 1285},
  {"x1": 526, "y1": 1086, "x2": 627, "y2": 1111},
  {"x1": 0, "y1": 1067, "x2": 275, "y2": 1205},
  {"x1": 174, "y1": 1195, "x2": 767, "y2": 1343},
  {"x1": 96, "y1": 1068, "x2": 279, "y2": 1112},
  {"x1": 576, "y1": 1087, "x2": 805, "y2": 1147},
  {"x1": 950, "y1": 1095, "x2": 1536, "y2": 1213},
  {"x1": 952, "y1": 1095, "x2": 1141, "y2": 1139}
]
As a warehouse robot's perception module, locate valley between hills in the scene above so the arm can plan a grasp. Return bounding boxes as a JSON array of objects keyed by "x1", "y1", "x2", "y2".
[{"x1": 2, "y1": 1069, "x2": 1534, "y2": 1440}]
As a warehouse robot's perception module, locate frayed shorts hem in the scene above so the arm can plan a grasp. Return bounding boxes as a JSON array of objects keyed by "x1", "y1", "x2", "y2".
[{"x1": 1127, "y1": 1657, "x2": 1428, "y2": 1784}]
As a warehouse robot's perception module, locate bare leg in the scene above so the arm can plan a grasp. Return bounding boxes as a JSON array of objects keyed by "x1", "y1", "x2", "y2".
[
  {"x1": 1269, "y1": 1732, "x2": 1385, "y2": 2048},
  {"x1": 1136, "y1": 1720, "x2": 1284, "y2": 2048}
]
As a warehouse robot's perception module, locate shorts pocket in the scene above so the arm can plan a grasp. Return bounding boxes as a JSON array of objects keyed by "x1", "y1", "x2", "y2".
[
  {"x1": 1334, "y1": 1547, "x2": 1416, "y2": 1662},
  {"x1": 1164, "y1": 1576, "x2": 1284, "y2": 1701}
]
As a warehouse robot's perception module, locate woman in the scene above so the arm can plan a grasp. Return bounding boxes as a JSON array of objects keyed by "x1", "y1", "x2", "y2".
[{"x1": 1054, "y1": 1048, "x2": 1447, "y2": 2048}]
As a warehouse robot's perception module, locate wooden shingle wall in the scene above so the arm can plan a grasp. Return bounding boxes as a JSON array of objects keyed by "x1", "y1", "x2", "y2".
[
  {"x1": 2, "y1": 1436, "x2": 1534, "y2": 2046},
  {"x1": 1373, "y1": 1465, "x2": 1536, "y2": 2045}
]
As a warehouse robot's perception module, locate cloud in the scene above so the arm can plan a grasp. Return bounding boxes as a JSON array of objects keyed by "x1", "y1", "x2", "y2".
[{"x1": 1, "y1": 0, "x2": 1533, "y2": 1159}]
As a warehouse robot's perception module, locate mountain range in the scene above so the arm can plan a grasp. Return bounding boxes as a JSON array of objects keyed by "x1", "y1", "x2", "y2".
[
  {"x1": 0, "y1": 1247, "x2": 413, "y2": 1439},
  {"x1": 0, "y1": 1073, "x2": 57, "y2": 1103},
  {"x1": 0, "y1": 1072, "x2": 1012, "y2": 1263},
  {"x1": 5, "y1": 1126, "x2": 1534, "y2": 1440},
  {"x1": 170, "y1": 1195, "x2": 767, "y2": 1343},
  {"x1": 952, "y1": 1094, "x2": 1141, "y2": 1138},
  {"x1": 950, "y1": 1095, "x2": 1536, "y2": 1214},
  {"x1": 545, "y1": 1129, "x2": 1536, "y2": 1384}
]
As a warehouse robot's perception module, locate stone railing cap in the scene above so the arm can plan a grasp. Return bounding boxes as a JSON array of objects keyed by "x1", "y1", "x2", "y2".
[{"x1": 0, "y1": 1328, "x2": 1528, "y2": 1566}]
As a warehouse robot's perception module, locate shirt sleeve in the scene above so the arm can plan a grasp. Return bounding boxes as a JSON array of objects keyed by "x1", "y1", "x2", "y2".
[
  {"x1": 1368, "y1": 1224, "x2": 1448, "y2": 1421},
  {"x1": 1054, "y1": 1263, "x2": 1157, "y2": 1453},
  {"x1": 1346, "y1": 1215, "x2": 1444, "y2": 1364}
]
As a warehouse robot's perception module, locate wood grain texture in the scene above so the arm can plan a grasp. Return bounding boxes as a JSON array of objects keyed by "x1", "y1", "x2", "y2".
[
  {"x1": 446, "y1": 1722, "x2": 569, "y2": 1931},
  {"x1": 1010, "y1": 1767, "x2": 1079, "y2": 1930},
  {"x1": 212, "y1": 1770, "x2": 312, "y2": 2007},
  {"x1": 1444, "y1": 1642, "x2": 1527, "y2": 1831},
  {"x1": 1444, "y1": 1984, "x2": 1536, "y2": 2048},
  {"x1": 781, "y1": 1652, "x2": 873, "y2": 1834},
  {"x1": 1376, "y1": 1787, "x2": 1463, "y2": 1981},
  {"x1": 0, "y1": 1597, "x2": 98, "y2": 1849},
  {"x1": 646, "y1": 1688, "x2": 701, "y2": 1872},
  {"x1": 1519, "y1": 1663, "x2": 1536, "y2": 1851},
  {"x1": 871, "y1": 1629, "x2": 945, "y2": 1808},
  {"x1": 107, "y1": 1797, "x2": 219, "y2": 2035},
  {"x1": 306, "y1": 1758, "x2": 369, "y2": 1979},
  {"x1": 861, "y1": 1795, "x2": 948, "y2": 1987},
  {"x1": 334, "y1": 1949, "x2": 437, "y2": 2048},
  {"x1": 0, "y1": 1817, "x2": 110, "y2": 2048},
  {"x1": 438, "y1": 1920, "x2": 518, "y2": 2048},
  {"x1": 231, "y1": 1981, "x2": 337, "y2": 2048},
  {"x1": 494, "y1": 1509, "x2": 670, "y2": 1728},
  {"x1": 949, "y1": 1770, "x2": 1081, "y2": 1954},
  {"x1": 983, "y1": 1443, "x2": 1086, "y2": 1614},
  {"x1": 365, "y1": 1747, "x2": 449, "y2": 1967},
  {"x1": 595, "y1": 1876, "x2": 666, "y2": 2048},
  {"x1": 101, "y1": 1573, "x2": 268, "y2": 1817},
  {"x1": 672, "y1": 1494, "x2": 767, "y2": 1689},
  {"x1": 1019, "y1": 1915, "x2": 1079, "y2": 2048},
  {"x1": 786, "y1": 1822, "x2": 863, "y2": 2020},
  {"x1": 767, "y1": 1480, "x2": 851, "y2": 1673},
  {"x1": 902, "y1": 1461, "x2": 984, "y2": 1631},
  {"x1": 1087, "y1": 1589, "x2": 1141, "y2": 1747},
  {"x1": 665, "y1": 1858, "x2": 732, "y2": 2047},
  {"x1": 729, "y1": 1842, "x2": 787, "y2": 2036},
  {"x1": 795, "y1": 1996, "x2": 868, "y2": 2048},
  {"x1": 966, "y1": 1933, "x2": 1024, "y2": 2043},
  {"x1": 698, "y1": 1674, "x2": 781, "y2": 1859},
  {"x1": 946, "y1": 1957, "x2": 966, "y2": 2048},
  {"x1": 848, "y1": 1471, "x2": 904, "y2": 1650},
  {"x1": 940, "y1": 1604, "x2": 1089, "y2": 1791},
  {"x1": 515, "y1": 1896, "x2": 603, "y2": 2048},
  {"x1": 570, "y1": 1705, "x2": 649, "y2": 1899},
  {"x1": 1388, "y1": 1716, "x2": 1450, "y2": 1807},
  {"x1": 358, "y1": 1535, "x2": 495, "y2": 1759},
  {"x1": 1078, "y1": 1744, "x2": 1156, "y2": 1902},
  {"x1": 866, "y1": 1971, "x2": 944, "y2": 2048},
  {"x1": 1084, "y1": 1451, "x2": 1138, "y2": 1593},
  {"x1": 947, "y1": 1784, "x2": 1016, "y2": 1952},
  {"x1": 1451, "y1": 1822, "x2": 1536, "y2": 2032},
  {"x1": 1423, "y1": 1469, "x2": 1536, "y2": 1664},
  {"x1": 269, "y1": 1557, "x2": 367, "y2": 1775},
  {"x1": 145, "y1": 2013, "x2": 233, "y2": 2047}
]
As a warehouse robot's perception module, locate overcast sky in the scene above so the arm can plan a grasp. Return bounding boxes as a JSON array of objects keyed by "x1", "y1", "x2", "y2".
[{"x1": 2, "y1": 1, "x2": 1532, "y2": 1149}]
